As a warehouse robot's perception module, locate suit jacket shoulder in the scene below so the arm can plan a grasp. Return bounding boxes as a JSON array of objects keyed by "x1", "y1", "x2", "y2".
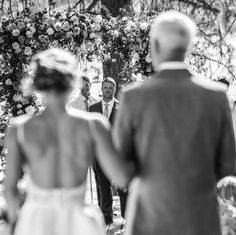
[
  {"x1": 191, "y1": 76, "x2": 228, "y2": 93},
  {"x1": 89, "y1": 101, "x2": 102, "y2": 112}
]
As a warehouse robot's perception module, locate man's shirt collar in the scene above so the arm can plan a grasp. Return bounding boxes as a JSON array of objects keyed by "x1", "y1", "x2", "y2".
[
  {"x1": 158, "y1": 61, "x2": 187, "y2": 71},
  {"x1": 102, "y1": 98, "x2": 115, "y2": 107}
]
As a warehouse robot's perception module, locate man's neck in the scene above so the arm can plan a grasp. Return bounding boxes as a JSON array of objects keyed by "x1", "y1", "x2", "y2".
[{"x1": 103, "y1": 97, "x2": 113, "y2": 103}]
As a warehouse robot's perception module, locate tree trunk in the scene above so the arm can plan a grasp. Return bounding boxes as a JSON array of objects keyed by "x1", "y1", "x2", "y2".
[
  {"x1": 101, "y1": 0, "x2": 132, "y2": 96},
  {"x1": 101, "y1": 0, "x2": 131, "y2": 17}
]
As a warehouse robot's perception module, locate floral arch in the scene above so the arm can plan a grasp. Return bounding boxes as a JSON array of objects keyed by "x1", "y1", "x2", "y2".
[{"x1": 0, "y1": 1, "x2": 236, "y2": 182}]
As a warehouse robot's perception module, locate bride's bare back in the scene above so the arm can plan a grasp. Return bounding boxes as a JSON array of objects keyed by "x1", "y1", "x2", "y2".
[{"x1": 20, "y1": 110, "x2": 94, "y2": 188}]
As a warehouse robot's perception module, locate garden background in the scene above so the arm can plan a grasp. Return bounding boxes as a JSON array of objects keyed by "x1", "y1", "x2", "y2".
[{"x1": 1, "y1": 0, "x2": 236, "y2": 234}]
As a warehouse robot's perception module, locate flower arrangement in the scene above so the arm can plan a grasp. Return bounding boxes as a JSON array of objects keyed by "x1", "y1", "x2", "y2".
[
  {"x1": 0, "y1": 2, "x2": 236, "y2": 198},
  {"x1": 0, "y1": 7, "x2": 103, "y2": 179},
  {"x1": 100, "y1": 13, "x2": 155, "y2": 84},
  {"x1": 0, "y1": 7, "x2": 102, "y2": 115}
]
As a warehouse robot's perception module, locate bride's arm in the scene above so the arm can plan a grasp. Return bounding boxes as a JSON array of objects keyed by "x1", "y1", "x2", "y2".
[
  {"x1": 4, "y1": 124, "x2": 24, "y2": 226},
  {"x1": 91, "y1": 116, "x2": 135, "y2": 188}
]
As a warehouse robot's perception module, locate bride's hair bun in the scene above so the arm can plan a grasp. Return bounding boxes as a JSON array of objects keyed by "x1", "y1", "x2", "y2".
[{"x1": 30, "y1": 48, "x2": 79, "y2": 93}]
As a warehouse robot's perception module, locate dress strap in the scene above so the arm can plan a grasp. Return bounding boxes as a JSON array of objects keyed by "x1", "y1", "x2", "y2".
[
  {"x1": 17, "y1": 123, "x2": 24, "y2": 147},
  {"x1": 88, "y1": 119, "x2": 95, "y2": 148}
]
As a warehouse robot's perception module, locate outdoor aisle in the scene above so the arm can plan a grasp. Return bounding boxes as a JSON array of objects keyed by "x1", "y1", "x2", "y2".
[{"x1": 85, "y1": 167, "x2": 125, "y2": 235}]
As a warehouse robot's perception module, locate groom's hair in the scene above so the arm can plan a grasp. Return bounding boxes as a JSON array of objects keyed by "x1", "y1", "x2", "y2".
[{"x1": 102, "y1": 77, "x2": 116, "y2": 88}]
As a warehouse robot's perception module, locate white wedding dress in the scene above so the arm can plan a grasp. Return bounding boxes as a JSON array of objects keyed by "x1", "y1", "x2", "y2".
[{"x1": 14, "y1": 179, "x2": 105, "y2": 235}]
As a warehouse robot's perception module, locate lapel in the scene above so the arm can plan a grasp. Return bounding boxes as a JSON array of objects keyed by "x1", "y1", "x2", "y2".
[{"x1": 97, "y1": 101, "x2": 103, "y2": 114}]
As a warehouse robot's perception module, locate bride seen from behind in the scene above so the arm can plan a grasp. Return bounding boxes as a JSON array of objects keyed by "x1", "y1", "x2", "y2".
[{"x1": 4, "y1": 48, "x2": 134, "y2": 235}]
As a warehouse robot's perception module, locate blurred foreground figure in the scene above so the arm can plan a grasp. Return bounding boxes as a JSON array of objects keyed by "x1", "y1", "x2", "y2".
[
  {"x1": 4, "y1": 48, "x2": 129, "y2": 235},
  {"x1": 113, "y1": 11, "x2": 236, "y2": 235}
]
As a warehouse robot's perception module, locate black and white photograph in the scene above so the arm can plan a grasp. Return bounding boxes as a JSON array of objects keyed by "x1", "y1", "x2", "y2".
[{"x1": 1, "y1": 1, "x2": 236, "y2": 235}]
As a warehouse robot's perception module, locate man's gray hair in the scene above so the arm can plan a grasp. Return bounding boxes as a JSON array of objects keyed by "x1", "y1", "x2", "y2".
[{"x1": 150, "y1": 11, "x2": 197, "y2": 51}]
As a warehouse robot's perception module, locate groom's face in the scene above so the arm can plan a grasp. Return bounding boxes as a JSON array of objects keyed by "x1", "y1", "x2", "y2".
[{"x1": 102, "y1": 82, "x2": 115, "y2": 99}]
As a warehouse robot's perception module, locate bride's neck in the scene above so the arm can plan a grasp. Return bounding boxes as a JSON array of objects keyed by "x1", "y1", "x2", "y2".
[{"x1": 43, "y1": 92, "x2": 68, "y2": 118}]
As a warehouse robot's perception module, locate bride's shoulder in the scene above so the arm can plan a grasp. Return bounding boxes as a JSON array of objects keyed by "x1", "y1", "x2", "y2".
[{"x1": 9, "y1": 114, "x2": 32, "y2": 127}]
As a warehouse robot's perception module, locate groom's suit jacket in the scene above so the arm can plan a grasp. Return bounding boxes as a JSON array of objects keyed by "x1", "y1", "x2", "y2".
[
  {"x1": 113, "y1": 68, "x2": 236, "y2": 235},
  {"x1": 89, "y1": 99, "x2": 119, "y2": 125}
]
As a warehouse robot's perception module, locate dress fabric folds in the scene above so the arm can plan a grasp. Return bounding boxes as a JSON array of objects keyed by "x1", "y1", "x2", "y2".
[{"x1": 14, "y1": 180, "x2": 105, "y2": 235}]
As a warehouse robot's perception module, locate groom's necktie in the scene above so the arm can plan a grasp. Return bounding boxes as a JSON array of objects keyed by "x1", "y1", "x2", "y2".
[
  {"x1": 104, "y1": 103, "x2": 109, "y2": 118},
  {"x1": 84, "y1": 98, "x2": 89, "y2": 111}
]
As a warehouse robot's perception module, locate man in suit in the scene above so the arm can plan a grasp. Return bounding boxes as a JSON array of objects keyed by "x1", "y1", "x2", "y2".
[
  {"x1": 113, "y1": 11, "x2": 236, "y2": 235},
  {"x1": 67, "y1": 75, "x2": 97, "y2": 111},
  {"x1": 90, "y1": 77, "x2": 127, "y2": 225}
]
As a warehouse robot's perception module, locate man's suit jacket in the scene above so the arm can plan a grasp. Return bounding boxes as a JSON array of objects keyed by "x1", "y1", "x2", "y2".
[
  {"x1": 89, "y1": 99, "x2": 119, "y2": 125},
  {"x1": 113, "y1": 68, "x2": 236, "y2": 235}
]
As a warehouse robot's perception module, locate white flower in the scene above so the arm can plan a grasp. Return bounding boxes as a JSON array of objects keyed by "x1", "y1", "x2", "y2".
[
  {"x1": 131, "y1": 73, "x2": 143, "y2": 82},
  {"x1": 29, "y1": 26, "x2": 36, "y2": 33},
  {"x1": 21, "y1": 76, "x2": 33, "y2": 92},
  {"x1": 145, "y1": 54, "x2": 152, "y2": 63},
  {"x1": 95, "y1": 15, "x2": 103, "y2": 23},
  {"x1": 17, "y1": 110, "x2": 23, "y2": 115},
  {"x1": 15, "y1": 48, "x2": 22, "y2": 54},
  {"x1": 25, "y1": 105, "x2": 35, "y2": 115},
  {"x1": 12, "y1": 29, "x2": 20, "y2": 37},
  {"x1": 46, "y1": 27, "x2": 54, "y2": 35},
  {"x1": 1, "y1": 16, "x2": 8, "y2": 23},
  {"x1": 110, "y1": 17, "x2": 116, "y2": 25},
  {"x1": 124, "y1": 21, "x2": 136, "y2": 33},
  {"x1": 129, "y1": 22, "x2": 136, "y2": 30},
  {"x1": 17, "y1": 104, "x2": 22, "y2": 109},
  {"x1": 113, "y1": 30, "x2": 119, "y2": 38},
  {"x1": 71, "y1": 16, "x2": 78, "y2": 24},
  {"x1": 90, "y1": 33, "x2": 96, "y2": 39},
  {"x1": 46, "y1": 18, "x2": 55, "y2": 26},
  {"x1": 7, "y1": 23, "x2": 17, "y2": 31},
  {"x1": 5, "y1": 79, "x2": 12, "y2": 85},
  {"x1": 91, "y1": 23, "x2": 101, "y2": 31},
  {"x1": 24, "y1": 47, "x2": 32, "y2": 55},
  {"x1": 11, "y1": 42, "x2": 20, "y2": 50},
  {"x1": 74, "y1": 27, "x2": 80, "y2": 35},
  {"x1": 62, "y1": 22, "x2": 70, "y2": 31},
  {"x1": 132, "y1": 52, "x2": 140, "y2": 61},
  {"x1": 26, "y1": 30, "x2": 33, "y2": 37},
  {"x1": 140, "y1": 22, "x2": 148, "y2": 31},
  {"x1": 35, "y1": 98, "x2": 43, "y2": 106},
  {"x1": 18, "y1": 22, "x2": 25, "y2": 29},
  {"x1": 86, "y1": 42, "x2": 93, "y2": 51},
  {"x1": 54, "y1": 22, "x2": 62, "y2": 31},
  {"x1": 66, "y1": 31, "x2": 73, "y2": 38},
  {"x1": 211, "y1": 35, "x2": 219, "y2": 43},
  {"x1": 13, "y1": 94, "x2": 22, "y2": 101}
]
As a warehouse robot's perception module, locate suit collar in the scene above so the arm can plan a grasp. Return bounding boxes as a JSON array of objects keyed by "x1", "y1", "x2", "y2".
[
  {"x1": 158, "y1": 61, "x2": 187, "y2": 71},
  {"x1": 155, "y1": 68, "x2": 193, "y2": 80}
]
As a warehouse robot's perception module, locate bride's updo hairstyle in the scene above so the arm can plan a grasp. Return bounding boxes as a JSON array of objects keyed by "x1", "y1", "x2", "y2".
[{"x1": 30, "y1": 48, "x2": 79, "y2": 93}]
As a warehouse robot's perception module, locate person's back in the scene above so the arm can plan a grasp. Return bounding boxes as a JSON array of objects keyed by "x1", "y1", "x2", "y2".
[
  {"x1": 4, "y1": 48, "x2": 105, "y2": 235},
  {"x1": 119, "y1": 72, "x2": 235, "y2": 235},
  {"x1": 21, "y1": 111, "x2": 93, "y2": 189},
  {"x1": 113, "y1": 11, "x2": 236, "y2": 235}
]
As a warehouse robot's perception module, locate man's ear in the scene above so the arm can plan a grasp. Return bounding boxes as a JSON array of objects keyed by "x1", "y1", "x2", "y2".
[{"x1": 154, "y1": 40, "x2": 160, "y2": 54}]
